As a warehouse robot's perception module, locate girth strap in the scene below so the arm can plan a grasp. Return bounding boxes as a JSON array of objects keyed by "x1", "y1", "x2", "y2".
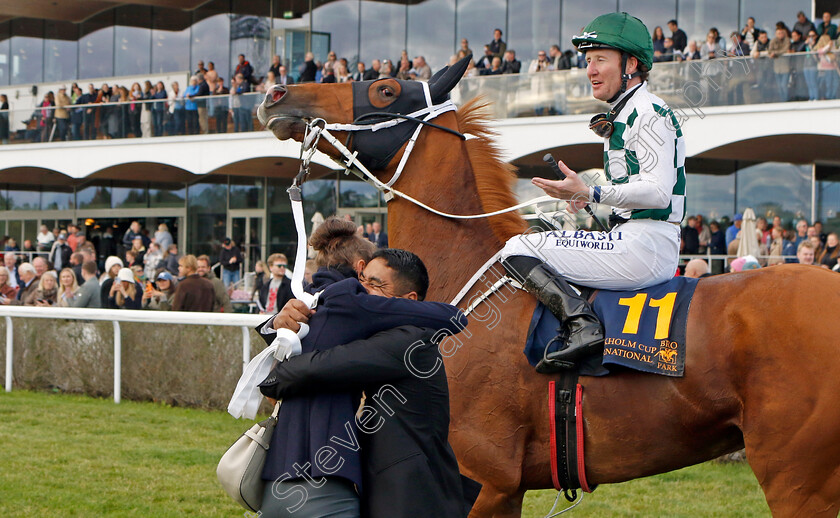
[{"x1": 549, "y1": 374, "x2": 594, "y2": 500}]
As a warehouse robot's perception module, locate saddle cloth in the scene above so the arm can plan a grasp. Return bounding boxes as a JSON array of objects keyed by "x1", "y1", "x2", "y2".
[{"x1": 524, "y1": 276, "x2": 699, "y2": 377}]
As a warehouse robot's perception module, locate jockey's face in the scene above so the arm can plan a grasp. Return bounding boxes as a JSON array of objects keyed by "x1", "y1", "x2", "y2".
[{"x1": 586, "y1": 48, "x2": 627, "y2": 102}]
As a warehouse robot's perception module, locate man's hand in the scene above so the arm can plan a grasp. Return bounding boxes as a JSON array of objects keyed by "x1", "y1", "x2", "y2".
[
  {"x1": 271, "y1": 299, "x2": 314, "y2": 332},
  {"x1": 532, "y1": 160, "x2": 590, "y2": 201}
]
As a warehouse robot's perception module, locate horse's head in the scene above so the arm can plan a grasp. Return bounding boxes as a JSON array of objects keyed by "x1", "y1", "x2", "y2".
[{"x1": 257, "y1": 56, "x2": 472, "y2": 172}]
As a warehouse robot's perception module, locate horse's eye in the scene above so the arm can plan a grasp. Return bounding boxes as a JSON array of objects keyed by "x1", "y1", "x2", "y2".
[{"x1": 380, "y1": 87, "x2": 394, "y2": 97}]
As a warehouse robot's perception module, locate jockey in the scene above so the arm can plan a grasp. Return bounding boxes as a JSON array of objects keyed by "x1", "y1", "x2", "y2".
[{"x1": 501, "y1": 12, "x2": 685, "y2": 370}]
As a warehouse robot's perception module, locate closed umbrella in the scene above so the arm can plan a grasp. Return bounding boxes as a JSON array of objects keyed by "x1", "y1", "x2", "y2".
[{"x1": 736, "y1": 208, "x2": 760, "y2": 259}]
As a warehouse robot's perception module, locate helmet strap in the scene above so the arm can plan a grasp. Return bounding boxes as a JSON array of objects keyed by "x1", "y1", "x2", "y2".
[{"x1": 608, "y1": 52, "x2": 642, "y2": 104}]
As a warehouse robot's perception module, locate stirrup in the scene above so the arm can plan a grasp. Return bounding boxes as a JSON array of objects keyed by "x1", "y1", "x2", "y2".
[{"x1": 536, "y1": 334, "x2": 575, "y2": 374}]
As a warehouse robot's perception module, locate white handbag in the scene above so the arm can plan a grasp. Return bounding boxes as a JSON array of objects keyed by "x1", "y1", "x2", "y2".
[{"x1": 217, "y1": 401, "x2": 281, "y2": 511}]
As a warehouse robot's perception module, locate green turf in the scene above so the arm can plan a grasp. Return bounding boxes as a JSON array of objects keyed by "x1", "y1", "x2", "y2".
[{"x1": 0, "y1": 391, "x2": 768, "y2": 517}]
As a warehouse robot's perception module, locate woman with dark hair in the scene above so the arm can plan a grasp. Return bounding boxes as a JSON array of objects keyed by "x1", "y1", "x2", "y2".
[
  {"x1": 255, "y1": 217, "x2": 467, "y2": 517},
  {"x1": 0, "y1": 94, "x2": 9, "y2": 144},
  {"x1": 39, "y1": 92, "x2": 55, "y2": 143},
  {"x1": 818, "y1": 232, "x2": 840, "y2": 269},
  {"x1": 652, "y1": 26, "x2": 666, "y2": 56}
]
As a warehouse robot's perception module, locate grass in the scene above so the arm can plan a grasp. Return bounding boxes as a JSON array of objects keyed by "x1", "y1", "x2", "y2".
[{"x1": 0, "y1": 391, "x2": 769, "y2": 517}]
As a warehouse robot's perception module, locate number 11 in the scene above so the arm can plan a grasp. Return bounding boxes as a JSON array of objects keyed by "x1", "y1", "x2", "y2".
[{"x1": 617, "y1": 292, "x2": 677, "y2": 339}]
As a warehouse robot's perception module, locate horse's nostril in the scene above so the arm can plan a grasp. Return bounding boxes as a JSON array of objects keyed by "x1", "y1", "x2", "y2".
[{"x1": 272, "y1": 88, "x2": 286, "y2": 103}]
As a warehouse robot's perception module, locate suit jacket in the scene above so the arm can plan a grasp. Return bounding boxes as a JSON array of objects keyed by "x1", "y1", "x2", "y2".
[
  {"x1": 260, "y1": 326, "x2": 480, "y2": 518},
  {"x1": 363, "y1": 69, "x2": 380, "y2": 81},
  {"x1": 13, "y1": 278, "x2": 38, "y2": 305},
  {"x1": 171, "y1": 274, "x2": 214, "y2": 312},
  {"x1": 368, "y1": 232, "x2": 388, "y2": 248},
  {"x1": 72, "y1": 277, "x2": 101, "y2": 308}
]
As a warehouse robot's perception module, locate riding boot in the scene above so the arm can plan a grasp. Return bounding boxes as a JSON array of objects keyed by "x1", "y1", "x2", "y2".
[{"x1": 503, "y1": 255, "x2": 604, "y2": 371}]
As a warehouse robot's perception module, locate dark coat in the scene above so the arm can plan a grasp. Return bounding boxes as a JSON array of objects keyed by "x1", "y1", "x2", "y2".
[
  {"x1": 218, "y1": 245, "x2": 243, "y2": 272},
  {"x1": 50, "y1": 243, "x2": 72, "y2": 270},
  {"x1": 171, "y1": 274, "x2": 214, "y2": 312},
  {"x1": 257, "y1": 274, "x2": 294, "y2": 313},
  {"x1": 257, "y1": 269, "x2": 468, "y2": 493},
  {"x1": 368, "y1": 231, "x2": 388, "y2": 248},
  {"x1": 260, "y1": 325, "x2": 480, "y2": 518},
  {"x1": 362, "y1": 68, "x2": 380, "y2": 81}
]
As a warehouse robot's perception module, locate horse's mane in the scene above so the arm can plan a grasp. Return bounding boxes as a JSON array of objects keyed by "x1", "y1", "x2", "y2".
[{"x1": 456, "y1": 97, "x2": 529, "y2": 243}]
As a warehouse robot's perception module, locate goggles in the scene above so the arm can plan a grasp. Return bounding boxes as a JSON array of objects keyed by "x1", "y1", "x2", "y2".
[{"x1": 588, "y1": 83, "x2": 642, "y2": 138}]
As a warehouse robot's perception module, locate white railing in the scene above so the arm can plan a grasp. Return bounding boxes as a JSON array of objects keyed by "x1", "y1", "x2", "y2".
[{"x1": 0, "y1": 306, "x2": 265, "y2": 403}]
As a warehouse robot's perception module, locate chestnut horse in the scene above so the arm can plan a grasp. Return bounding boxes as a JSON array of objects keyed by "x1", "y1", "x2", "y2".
[{"x1": 257, "y1": 60, "x2": 840, "y2": 517}]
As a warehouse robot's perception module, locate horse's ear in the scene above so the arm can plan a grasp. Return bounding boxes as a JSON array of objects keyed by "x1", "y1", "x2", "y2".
[{"x1": 428, "y1": 54, "x2": 472, "y2": 103}]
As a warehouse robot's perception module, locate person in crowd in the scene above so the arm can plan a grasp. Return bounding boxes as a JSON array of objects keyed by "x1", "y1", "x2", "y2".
[
  {"x1": 410, "y1": 56, "x2": 432, "y2": 81},
  {"x1": 352, "y1": 62, "x2": 366, "y2": 82},
  {"x1": 368, "y1": 221, "x2": 388, "y2": 248},
  {"x1": 529, "y1": 50, "x2": 552, "y2": 73},
  {"x1": 195, "y1": 60, "x2": 207, "y2": 76},
  {"x1": 750, "y1": 30, "x2": 771, "y2": 57},
  {"x1": 683, "y1": 258, "x2": 710, "y2": 278},
  {"x1": 652, "y1": 26, "x2": 666, "y2": 57},
  {"x1": 50, "y1": 232, "x2": 72, "y2": 271},
  {"x1": 32, "y1": 256, "x2": 48, "y2": 278},
  {"x1": 72, "y1": 261, "x2": 101, "y2": 308},
  {"x1": 797, "y1": 240, "x2": 817, "y2": 265},
  {"x1": 766, "y1": 226, "x2": 786, "y2": 266},
  {"x1": 250, "y1": 260, "x2": 268, "y2": 302},
  {"x1": 184, "y1": 76, "x2": 200, "y2": 135},
  {"x1": 230, "y1": 73, "x2": 251, "y2": 133},
  {"x1": 140, "y1": 80, "x2": 155, "y2": 138},
  {"x1": 143, "y1": 271, "x2": 176, "y2": 311},
  {"x1": 476, "y1": 45, "x2": 494, "y2": 70},
  {"x1": 258, "y1": 253, "x2": 293, "y2": 314},
  {"x1": 334, "y1": 62, "x2": 352, "y2": 83},
  {"x1": 212, "y1": 76, "x2": 230, "y2": 133},
  {"x1": 488, "y1": 28, "x2": 507, "y2": 59},
  {"x1": 695, "y1": 214, "x2": 711, "y2": 253},
  {"x1": 0, "y1": 266, "x2": 18, "y2": 304},
  {"x1": 169, "y1": 81, "x2": 185, "y2": 135},
  {"x1": 128, "y1": 82, "x2": 143, "y2": 137},
  {"x1": 303, "y1": 258, "x2": 317, "y2": 286},
  {"x1": 69, "y1": 251, "x2": 85, "y2": 285},
  {"x1": 4, "y1": 253, "x2": 18, "y2": 290},
  {"x1": 100, "y1": 256, "x2": 124, "y2": 309},
  {"x1": 459, "y1": 37, "x2": 473, "y2": 58},
  {"x1": 162, "y1": 243, "x2": 179, "y2": 276},
  {"x1": 816, "y1": 34, "x2": 838, "y2": 100},
  {"x1": 235, "y1": 54, "x2": 255, "y2": 85},
  {"x1": 395, "y1": 57, "x2": 413, "y2": 80},
  {"x1": 268, "y1": 54, "x2": 281, "y2": 76},
  {"x1": 130, "y1": 235, "x2": 146, "y2": 265},
  {"x1": 818, "y1": 232, "x2": 840, "y2": 269},
  {"x1": 729, "y1": 32, "x2": 750, "y2": 57},
  {"x1": 195, "y1": 72, "x2": 210, "y2": 134},
  {"x1": 38, "y1": 91, "x2": 55, "y2": 143},
  {"x1": 0, "y1": 93, "x2": 9, "y2": 144},
  {"x1": 4, "y1": 238, "x2": 19, "y2": 252},
  {"x1": 700, "y1": 30, "x2": 723, "y2": 59},
  {"x1": 218, "y1": 237, "x2": 243, "y2": 287},
  {"x1": 299, "y1": 52, "x2": 318, "y2": 83},
  {"x1": 801, "y1": 31, "x2": 821, "y2": 101},
  {"x1": 817, "y1": 11, "x2": 838, "y2": 39},
  {"x1": 482, "y1": 56, "x2": 504, "y2": 75},
  {"x1": 36, "y1": 224, "x2": 54, "y2": 252},
  {"x1": 500, "y1": 50, "x2": 521, "y2": 74},
  {"x1": 79, "y1": 84, "x2": 97, "y2": 140},
  {"x1": 667, "y1": 19, "x2": 688, "y2": 53},
  {"x1": 681, "y1": 216, "x2": 700, "y2": 254},
  {"x1": 378, "y1": 59, "x2": 393, "y2": 79},
  {"x1": 54, "y1": 86, "x2": 71, "y2": 141},
  {"x1": 256, "y1": 69, "x2": 275, "y2": 89},
  {"x1": 143, "y1": 241, "x2": 163, "y2": 281},
  {"x1": 814, "y1": 220, "x2": 828, "y2": 244},
  {"x1": 154, "y1": 223, "x2": 173, "y2": 252},
  {"x1": 726, "y1": 213, "x2": 742, "y2": 246},
  {"x1": 151, "y1": 81, "x2": 167, "y2": 137},
  {"x1": 683, "y1": 40, "x2": 701, "y2": 60},
  {"x1": 56, "y1": 267, "x2": 79, "y2": 307},
  {"x1": 11, "y1": 263, "x2": 38, "y2": 305},
  {"x1": 793, "y1": 12, "x2": 816, "y2": 41},
  {"x1": 32, "y1": 270, "x2": 58, "y2": 306},
  {"x1": 321, "y1": 61, "x2": 337, "y2": 83},
  {"x1": 196, "y1": 255, "x2": 232, "y2": 313},
  {"x1": 109, "y1": 267, "x2": 142, "y2": 310},
  {"x1": 125, "y1": 249, "x2": 139, "y2": 269},
  {"x1": 740, "y1": 17, "x2": 760, "y2": 51},
  {"x1": 362, "y1": 59, "x2": 380, "y2": 81},
  {"x1": 171, "y1": 254, "x2": 214, "y2": 311},
  {"x1": 790, "y1": 29, "x2": 807, "y2": 52},
  {"x1": 768, "y1": 26, "x2": 792, "y2": 101}
]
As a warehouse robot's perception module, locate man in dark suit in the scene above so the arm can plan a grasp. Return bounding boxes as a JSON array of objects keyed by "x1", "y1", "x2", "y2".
[
  {"x1": 363, "y1": 59, "x2": 381, "y2": 81},
  {"x1": 276, "y1": 65, "x2": 294, "y2": 86},
  {"x1": 368, "y1": 221, "x2": 388, "y2": 248},
  {"x1": 260, "y1": 250, "x2": 479, "y2": 517}
]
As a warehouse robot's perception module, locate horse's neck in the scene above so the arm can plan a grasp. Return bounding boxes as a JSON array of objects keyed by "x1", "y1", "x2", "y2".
[{"x1": 386, "y1": 137, "x2": 507, "y2": 303}]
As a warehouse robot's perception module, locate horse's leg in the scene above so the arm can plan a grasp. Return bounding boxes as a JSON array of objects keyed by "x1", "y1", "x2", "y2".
[{"x1": 469, "y1": 486, "x2": 525, "y2": 518}]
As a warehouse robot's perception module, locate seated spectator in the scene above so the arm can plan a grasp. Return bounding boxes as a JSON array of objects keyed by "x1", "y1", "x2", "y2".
[
  {"x1": 395, "y1": 57, "x2": 412, "y2": 80},
  {"x1": 321, "y1": 62, "x2": 336, "y2": 83},
  {"x1": 36, "y1": 225, "x2": 54, "y2": 252},
  {"x1": 378, "y1": 60, "x2": 393, "y2": 79},
  {"x1": 196, "y1": 255, "x2": 232, "y2": 313},
  {"x1": 109, "y1": 267, "x2": 142, "y2": 310},
  {"x1": 684, "y1": 258, "x2": 710, "y2": 278},
  {"x1": 482, "y1": 57, "x2": 504, "y2": 75},
  {"x1": 658, "y1": 38, "x2": 676, "y2": 62},
  {"x1": 335, "y1": 62, "x2": 352, "y2": 83},
  {"x1": 810, "y1": 235, "x2": 824, "y2": 259},
  {"x1": 73, "y1": 261, "x2": 101, "y2": 308},
  {"x1": 256, "y1": 71, "x2": 276, "y2": 93},
  {"x1": 0, "y1": 266, "x2": 17, "y2": 304},
  {"x1": 56, "y1": 267, "x2": 79, "y2": 306},
  {"x1": 818, "y1": 232, "x2": 839, "y2": 269},
  {"x1": 410, "y1": 56, "x2": 432, "y2": 81},
  {"x1": 100, "y1": 256, "x2": 124, "y2": 309},
  {"x1": 501, "y1": 50, "x2": 521, "y2": 74},
  {"x1": 362, "y1": 59, "x2": 380, "y2": 81},
  {"x1": 684, "y1": 40, "x2": 701, "y2": 60},
  {"x1": 529, "y1": 50, "x2": 552, "y2": 73},
  {"x1": 258, "y1": 253, "x2": 293, "y2": 314},
  {"x1": 476, "y1": 45, "x2": 494, "y2": 69},
  {"x1": 797, "y1": 240, "x2": 817, "y2": 265},
  {"x1": 143, "y1": 271, "x2": 176, "y2": 311},
  {"x1": 32, "y1": 271, "x2": 58, "y2": 306},
  {"x1": 700, "y1": 31, "x2": 723, "y2": 59},
  {"x1": 171, "y1": 254, "x2": 215, "y2": 312},
  {"x1": 352, "y1": 62, "x2": 366, "y2": 82}
]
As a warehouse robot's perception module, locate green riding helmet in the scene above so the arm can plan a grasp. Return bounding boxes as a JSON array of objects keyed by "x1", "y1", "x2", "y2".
[{"x1": 572, "y1": 12, "x2": 654, "y2": 71}]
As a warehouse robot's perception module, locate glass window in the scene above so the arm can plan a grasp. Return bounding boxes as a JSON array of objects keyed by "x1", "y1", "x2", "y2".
[
  {"x1": 562, "y1": 0, "x2": 615, "y2": 52},
  {"x1": 407, "y1": 0, "x2": 455, "y2": 72},
  {"x1": 80, "y1": 11, "x2": 115, "y2": 79},
  {"x1": 509, "y1": 0, "x2": 560, "y2": 66},
  {"x1": 7, "y1": 220, "x2": 21, "y2": 244},
  {"x1": 11, "y1": 19, "x2": 44, "y2": 85},
  {"x1": 44, "y1": 21, "x2": 77, "y2": 83},
  {"x1": 617, "y1": 0, "x2": 676, "y2": 39},
  {"x1": 41, "y1": 187, "x2": 74, "y2": 211},
  {"x1": 115, "y1": 6, "x2": 152, "y2": 77},
  {"x1": 231, "y1": 1, "x2": 270, "y2": 82},
  {"x1": 740, "y1": 0, "x2": 810, "y2": 37},
  {"x1": 23, "y1": 220, "x2": 37, "y2": 246},
  {"x1": 456, "y1": 0, "x2": 506, "y2": 61},
  {"x1": 0, "y1": 22, "x2": 10, "y2": 86},
  {"x1": 187, "y1": 179, "x2": 228, "y2": 257},
  {"x1": 267, "y1": 177, "x2": 295, "y2": 256},
  {"x1": 229, "y1": 177, "x2": 265, "y2": 209},
  {"x1": 7, "y1": 187, "x2": 39, "y2": 210},
  {"x1": 339, "y1": 178, "x2": 379, "y2": 208},
  {"x1": 112, "y1": 182, "x2": 149, "y2": 209},
  {"x1": 313, "y1": 0, "x2": 359, "y2": 65},
  {"x1": 149, "y1": 183, "x2": 186, "y2": 208},
  {"x1": 678, "y1": 0, "x2": 739, "y2": 45},
  {"x1": 152, "y1": 7, "x2": 190, "y2": 74},
  {"x1": 685, "y1": 172, "x2": 735, "y2": 222},
  {"x1": 301, "y1": 176, "x2": 336, "y2": 234},
  {"x1": 816, "y1": 165, "x2": 840, "y2": 234},
  {"x1": 193, "y1": 1, "x2": 231, "y2": 82},
  {"x1": 360, "y1": 1, "x2": 406, "y2": 67},
  {"x1": 76, "y1": 183, "x2": 112, "y2": 209},
  {"x1": 736, "y1": 162, "x2": 811, "y2": 223}
]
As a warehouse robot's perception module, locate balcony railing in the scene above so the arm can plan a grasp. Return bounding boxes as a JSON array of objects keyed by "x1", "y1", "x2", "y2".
[{"x1": 0, "y1": 52, "x2": 835, "y2": 146}]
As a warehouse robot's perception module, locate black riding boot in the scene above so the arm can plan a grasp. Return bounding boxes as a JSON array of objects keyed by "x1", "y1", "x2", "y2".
[{"x1": 503, "y1": 255, "x2": 604, "y2": 372}]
